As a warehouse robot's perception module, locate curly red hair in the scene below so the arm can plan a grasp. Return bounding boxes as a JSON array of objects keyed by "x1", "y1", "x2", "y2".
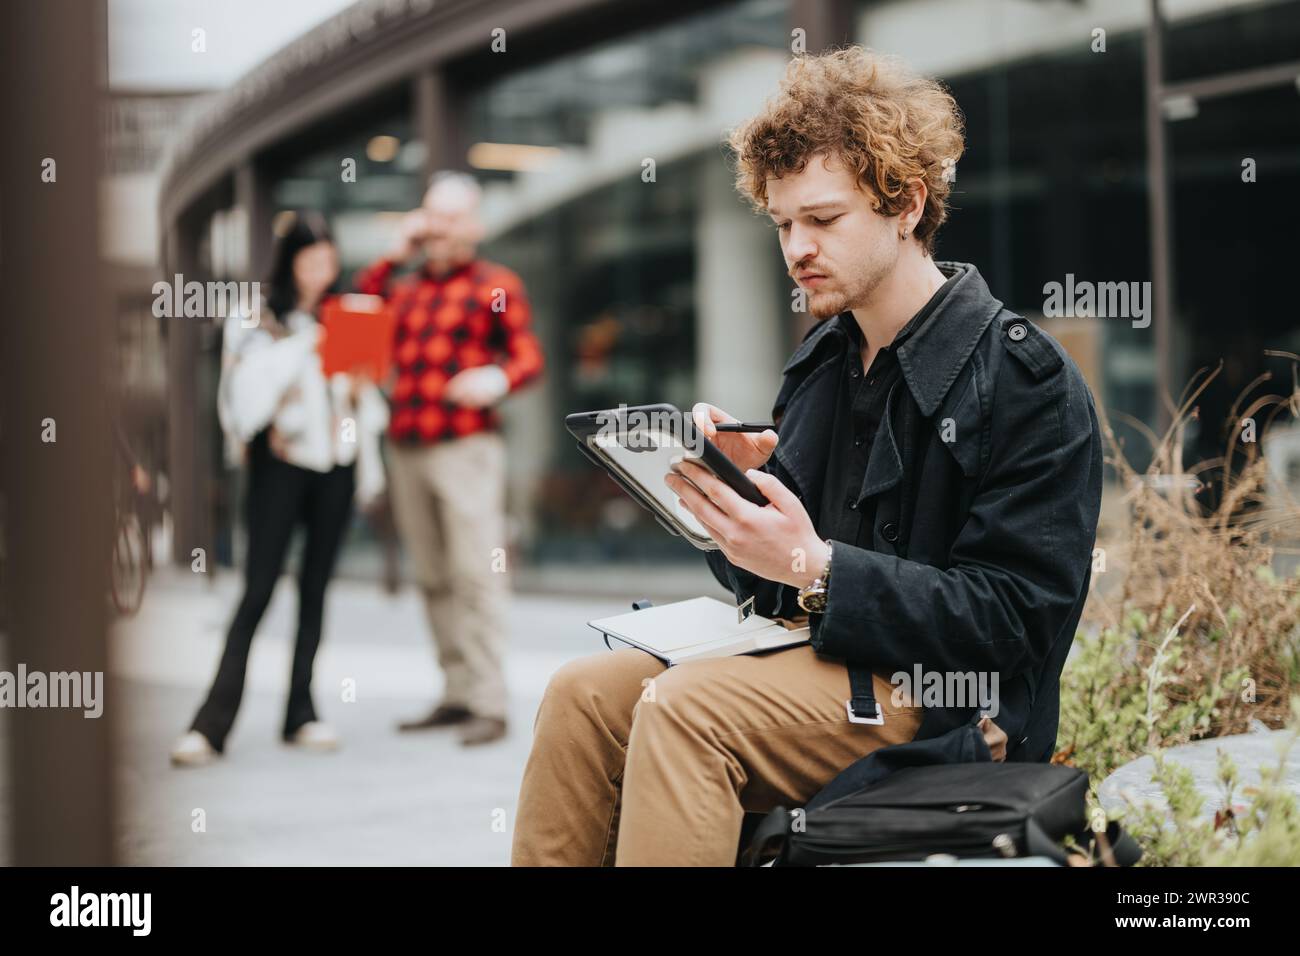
[{"x1": 729, "y1": 47, "x2": 965, "y2": 255}]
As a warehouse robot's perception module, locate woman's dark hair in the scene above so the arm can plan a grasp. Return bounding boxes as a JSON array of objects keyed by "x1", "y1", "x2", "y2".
[{"x1": 264, "y1": 210, "x2": 334, "y2": 319}]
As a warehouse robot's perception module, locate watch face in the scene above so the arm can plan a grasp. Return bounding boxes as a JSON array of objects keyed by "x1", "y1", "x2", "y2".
[{"x1": 798, "y1": 587, "x2": 828, "y2": 614}]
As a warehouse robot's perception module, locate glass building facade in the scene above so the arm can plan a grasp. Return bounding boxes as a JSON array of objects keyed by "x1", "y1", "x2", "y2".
[{"x1": 157, "y1": 0, "x2": 1300, "y2": 578}]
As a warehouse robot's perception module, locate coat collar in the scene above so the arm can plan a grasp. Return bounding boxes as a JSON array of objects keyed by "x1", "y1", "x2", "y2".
[{"x1": 781, "y1": 261, "x2": 1004, "y2": 418}]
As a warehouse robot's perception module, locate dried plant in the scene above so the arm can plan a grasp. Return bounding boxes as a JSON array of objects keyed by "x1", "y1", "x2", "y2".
[{"x1": 1058, "y1": 361, "x2": 1300, "y2": 783}]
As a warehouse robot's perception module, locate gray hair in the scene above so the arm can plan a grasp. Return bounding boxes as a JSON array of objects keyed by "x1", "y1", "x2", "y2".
[{"x1": 424, "y1": 170, "x2": 482, "y2": 206}]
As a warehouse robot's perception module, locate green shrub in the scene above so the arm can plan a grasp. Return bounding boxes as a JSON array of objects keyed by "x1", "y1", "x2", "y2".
[{"x1": 1106, "y1": 699, "x2": 1300, "y2": 866}]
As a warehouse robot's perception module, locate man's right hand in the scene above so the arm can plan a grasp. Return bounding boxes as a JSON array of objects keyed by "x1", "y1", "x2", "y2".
[
  {"x1": 386, "y1": 209, "x2": 430, "y2": 264},
  {"x1": 691, "y1": 402, "x2": 778, "y2": 473}
]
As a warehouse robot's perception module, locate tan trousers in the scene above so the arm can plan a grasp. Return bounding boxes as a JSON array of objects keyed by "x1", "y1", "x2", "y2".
[
  {"x1": 511, "y1": 645, "x2": 925, "y2": 866},
  {"x1": 387, "y1": 433, "x2": 508, "y2": 720}
]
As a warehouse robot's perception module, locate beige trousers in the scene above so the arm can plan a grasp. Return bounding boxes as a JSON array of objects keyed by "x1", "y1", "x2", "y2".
[
  {"x1": 387, "y1": 433, "x2": 508, "y2": 720},
  {"x1": 511, "y1": 645, "x2": 926, "y2": 866}
]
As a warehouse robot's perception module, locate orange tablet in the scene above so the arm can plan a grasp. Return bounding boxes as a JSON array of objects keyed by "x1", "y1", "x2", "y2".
[{"x1": 318, "y1": 294, "x2": 397, "y2": 380}]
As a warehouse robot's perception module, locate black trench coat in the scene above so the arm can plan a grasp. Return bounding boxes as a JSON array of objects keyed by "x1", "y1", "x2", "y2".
[{"x1": 706, "y1": 261, "x2": 1103, "y2": 763}]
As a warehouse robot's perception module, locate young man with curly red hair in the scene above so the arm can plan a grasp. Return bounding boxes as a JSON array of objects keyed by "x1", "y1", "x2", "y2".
[{"x1": 513, "y1": 48, "x2": 1102, "y2": 866}]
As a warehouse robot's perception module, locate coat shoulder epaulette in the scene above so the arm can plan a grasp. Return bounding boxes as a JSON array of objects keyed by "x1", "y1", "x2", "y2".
[{"x1": 995, "y1": 312, "x2": 1064, "y2": 382}]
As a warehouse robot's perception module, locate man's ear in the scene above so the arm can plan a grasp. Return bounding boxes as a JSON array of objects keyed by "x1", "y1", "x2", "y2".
[{"x1": 901, "y1": 176, "x2": 928, "y2": 227}]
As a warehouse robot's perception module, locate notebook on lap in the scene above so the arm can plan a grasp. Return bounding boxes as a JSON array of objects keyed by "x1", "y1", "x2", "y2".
[{"x1": 588, "y1": 597, "x2": 809, "y2": 666}]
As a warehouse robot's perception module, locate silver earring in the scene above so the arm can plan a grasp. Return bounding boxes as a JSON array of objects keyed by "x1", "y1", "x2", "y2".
[{"x1": 900, "y1": 230, "x2": 909, "y2": 240}]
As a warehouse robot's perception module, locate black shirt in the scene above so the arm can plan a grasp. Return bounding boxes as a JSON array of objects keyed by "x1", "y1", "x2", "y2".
[{"x1": 817, "y1": 274, "x2": 959, "y2": 547}]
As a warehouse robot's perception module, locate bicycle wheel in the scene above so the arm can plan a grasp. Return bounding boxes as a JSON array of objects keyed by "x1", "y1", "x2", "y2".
[{"x1": 110, "y1": 513, "x2": 147, "y2": 616}]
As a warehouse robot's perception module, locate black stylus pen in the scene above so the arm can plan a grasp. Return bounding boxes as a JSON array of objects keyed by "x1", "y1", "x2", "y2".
[{"x1": 713, "y1": 422, "x2": 777, "y2": 433}]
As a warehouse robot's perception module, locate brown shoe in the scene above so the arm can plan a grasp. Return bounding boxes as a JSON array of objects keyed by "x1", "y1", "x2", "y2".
[
  {"x1": 397, "y1": 703, "x2": 474, "y2": 732},
  {"x1": 458, "y1": 715, "x2": 508, "y2": 747}
]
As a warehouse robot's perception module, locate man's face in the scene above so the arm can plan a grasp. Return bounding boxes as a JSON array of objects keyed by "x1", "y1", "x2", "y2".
[
  {"x1": 767, "y1": 151, "x2": 899, "y2": 319},
  {"x1": 420, "y1": 182, "x2": 484, "y2": 273}
]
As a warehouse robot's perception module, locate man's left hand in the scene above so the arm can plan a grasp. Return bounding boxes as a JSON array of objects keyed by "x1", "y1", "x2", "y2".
[
  {"x1": 444, "y1": 365, "x2": 509, "y2": 408},
  {"x1": 979, "y1": 716, "x2": 1008, "y2": 761},
  {"x1": 665, "y1": 458, "x2": 827, "y2": 589}
]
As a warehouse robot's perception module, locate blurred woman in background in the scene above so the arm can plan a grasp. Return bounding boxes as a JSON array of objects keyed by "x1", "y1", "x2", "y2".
[{"x1": 170, "y1": 211, "x2": 388, "y2": 766}]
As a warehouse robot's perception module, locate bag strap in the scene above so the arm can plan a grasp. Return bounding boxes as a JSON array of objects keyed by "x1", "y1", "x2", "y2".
[
  {"x1": 1051, "y1": 821, "x2": 1143, "y2": 867},
  {"x1": 1024, "y1": 816, "x2": 1071, "y2": 866},
  {"x1": 1083, "y1": 821, "x2": 1143, "y2": 867},
  {"x1": 846, "y1": 663, "x2": 884, "y2": 724},
  {"x1": 740, "y1": 807, "x2": 793, "y2": 867}
]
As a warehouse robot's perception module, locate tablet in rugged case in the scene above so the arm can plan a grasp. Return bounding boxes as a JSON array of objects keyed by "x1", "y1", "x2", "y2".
[{"x1": 565, "y1": 403, "x2": 768, "y2": 551}]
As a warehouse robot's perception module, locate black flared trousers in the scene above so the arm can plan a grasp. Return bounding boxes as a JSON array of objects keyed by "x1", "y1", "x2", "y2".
[{"x1": 191, "y1": 430, "x2": 355, "y2": 751}]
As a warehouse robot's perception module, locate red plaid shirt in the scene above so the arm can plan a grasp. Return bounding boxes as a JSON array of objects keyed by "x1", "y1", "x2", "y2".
[{"x1": 355, "y1": 257, "x2": 544, "y2": 444}]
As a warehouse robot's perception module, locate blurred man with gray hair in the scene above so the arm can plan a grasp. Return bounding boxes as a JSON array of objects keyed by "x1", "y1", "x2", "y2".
[{"x1": 356, "y1": 171, "x2": 544, "y2": 746}]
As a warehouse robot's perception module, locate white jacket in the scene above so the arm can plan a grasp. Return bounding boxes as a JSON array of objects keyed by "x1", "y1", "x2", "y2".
[{"x1": 217, "y1": 308, "x2": 389, "y2": 507}]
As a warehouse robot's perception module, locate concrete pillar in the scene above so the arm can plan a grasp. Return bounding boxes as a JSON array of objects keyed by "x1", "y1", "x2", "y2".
[
  {"x1": 234, "y1": 159, "x2": 272, "y2": 280},
  {"x1": 413, "y1": 67, "x2": 469, "y2": 177},
  {"x1": 0, "y1": 0, "x2": 115, "y2": 865},
  {"x1": 165, "y1": 216, "x2": 208, "y2": 569},
  {"x1": 693, "y1": 156, "x2": 786, "y2": 421},
  {"x1": 789, "y1": 0, "x2": 856, "y2": 53}
]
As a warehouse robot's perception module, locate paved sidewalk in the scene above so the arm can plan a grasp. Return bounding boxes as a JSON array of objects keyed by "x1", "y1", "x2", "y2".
[{"x1": 107, "y1": 566, "x2": 711, "y2": 865}]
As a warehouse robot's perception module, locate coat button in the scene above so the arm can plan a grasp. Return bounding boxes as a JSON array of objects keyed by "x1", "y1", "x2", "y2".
[
  {"x1": 1007, "y1": 322, "x2": 1027, "y2": 342},
  {"x1": 880, "y1": 522, "x2": 899, "y2": 542}
]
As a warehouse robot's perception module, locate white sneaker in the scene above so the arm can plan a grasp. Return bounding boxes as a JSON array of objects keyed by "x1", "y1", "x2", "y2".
[
  {"x1": 170, "y1": 730, "x2": 218, "y2": 768},
  {"x1": 287, "y1": 721, "x2": 340, "y2": 752}
]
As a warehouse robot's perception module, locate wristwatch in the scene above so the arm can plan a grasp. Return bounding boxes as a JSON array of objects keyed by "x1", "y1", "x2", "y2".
[{"x1": 796, "y1": 540, "x2": 833, "y2": 614}]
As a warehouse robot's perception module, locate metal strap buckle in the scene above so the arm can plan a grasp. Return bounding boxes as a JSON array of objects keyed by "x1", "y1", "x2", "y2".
[{"x1": 845, "y1": 699, "x2": 885, "y2": 725}]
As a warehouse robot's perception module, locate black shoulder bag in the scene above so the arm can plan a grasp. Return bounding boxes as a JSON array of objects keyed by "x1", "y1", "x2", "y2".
[{"x1": 742, "y1": 728, "x2": 1141, "y2": 867}]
